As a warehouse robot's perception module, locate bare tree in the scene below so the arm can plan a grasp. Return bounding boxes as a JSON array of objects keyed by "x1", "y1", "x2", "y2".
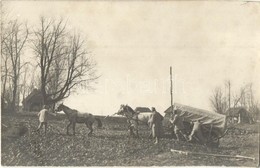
[
  {"x1": 249, "y1": 101, "x2": 260, "y2": 122},
  {"x1": 236, "y1": 84, "x2": 260, "y2": 122},
  {"x1": 232, "y1": 85, "x2": 248, "y2": 108},
  {"x1": 2, "y1": 19, "x2": 29, "y2": 112},
  {"x1": 19, "y1": 63, "x2": 35, "y2": 102},
  {"x1": 1, "y1": 3, "x2": 10, "y2": 111},
  {"x1": 31, "y1": 17, "x2": 98, "y2": 106},
  {"x1": 1, "y1": 44, "x2": 10, "y2": 105},
  {"x1": 210, "y1": 87, "x2": 228, "y2": 114},
  {"x1": 211, "y1": 81, "x2": 260, "y2": 122}
]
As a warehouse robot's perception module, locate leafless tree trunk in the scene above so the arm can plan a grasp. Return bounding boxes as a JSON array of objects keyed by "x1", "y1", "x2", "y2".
[
  {"x1": 211, "y1": 80, "x2": 259, "y2": 123},
  {"x1": 1, "y1": 3, "x2": 9, "y2": 111},
  {"x1": 211, "y1": 81, "x2": 259, "y2": 123},
  {"x1": 232, "y1": 86, "x2": 247, "y2": 108},
  {"x1": 32, "y1": 17, "x2": 98, "y2": 106},
  {"x1": 19, "y1": 63, "x2": 34, "y2": 103},
  {"x1": 237, "y1": 83, "x2": 259, "y2": 122},
  {"x1": 246, "y1": 83, "x2": 255, "y2": 109},
  {"x1": 210, "y1": 87, "x2": 228, "y2": 114},
  {"x1": 1, "y1": 52, "x2": 9, "y2": 104},
  {"x1": 2, "y1": 19, "x2": 29, "y2": 112}
]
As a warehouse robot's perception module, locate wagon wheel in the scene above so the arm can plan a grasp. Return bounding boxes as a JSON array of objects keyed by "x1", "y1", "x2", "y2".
[
  {"x1": 203, "y1": 124, "x2": 219, "y2": 148},
  {"x1": 205, "y1": 131, "x2": 220, "y2": 148},
  {"x1": 206, "y1": 136, "x2": 220, "y2": 148}
]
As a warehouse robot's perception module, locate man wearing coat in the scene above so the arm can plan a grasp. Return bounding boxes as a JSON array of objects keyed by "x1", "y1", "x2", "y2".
[
  {"x1": 170, "y1": 109, "x2": 187, "y2": 141},
  {"x1": 149, "y1": 107, "x2": 164, "y2": 144}
]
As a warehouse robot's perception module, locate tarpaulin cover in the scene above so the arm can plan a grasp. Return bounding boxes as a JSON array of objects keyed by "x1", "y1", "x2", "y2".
[{"x1": 165, "y1": 103, "x2": 227, "y2": 138}]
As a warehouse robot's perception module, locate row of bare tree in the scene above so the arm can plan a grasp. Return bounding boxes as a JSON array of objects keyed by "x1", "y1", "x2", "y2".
[
  {"x1": 210, "y1": 80, "x2": 259, "y2": 120},
  {"x1": 1, "y1": 10, "x2": 98, "y2": 113}
]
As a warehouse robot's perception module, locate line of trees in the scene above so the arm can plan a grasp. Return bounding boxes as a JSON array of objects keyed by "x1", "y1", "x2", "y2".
[
  {"x1": 1, "y1": 6, "x2": 29, "y2": 112},
  {"x1": 210, "y1": 80, "x2": 260, "y2": 121},
  {"x1": 1, "y1": 9, "x2": 98, "y2": 113}
]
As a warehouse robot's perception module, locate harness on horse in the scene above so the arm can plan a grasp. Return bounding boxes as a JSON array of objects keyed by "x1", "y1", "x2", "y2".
[
  {"x1": 125, "y1": 106, "x2": 135, "y2": 128},
  {"x1": 123, "y1": 106, "x2": 154, "y2": 129},
  {"x1": 125, "y1": 106, "x2": 142, "y2": 124}
]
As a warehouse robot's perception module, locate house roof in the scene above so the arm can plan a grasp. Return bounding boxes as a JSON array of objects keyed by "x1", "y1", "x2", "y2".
[
  {"x1": 22, "y1": 89, "x2": 42, "y2": 104},
  {"x1": 226, "y1": 107, "x2": 248, "y2": 116},
  {"x1": 135, "y1": 107, "x2": 152, "y2": 113}
]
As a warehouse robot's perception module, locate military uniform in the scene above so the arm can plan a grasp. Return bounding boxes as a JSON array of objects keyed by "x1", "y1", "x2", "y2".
[
  {"x1": 170, "y1": 113, "x2": 186, "y2": 141},
  {"x1": 150, "y1": 108, "x2": 164, "y2": 144}
]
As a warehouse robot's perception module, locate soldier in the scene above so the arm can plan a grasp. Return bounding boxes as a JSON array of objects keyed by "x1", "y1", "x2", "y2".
[
  {"x1": 170, "y1": 109, "x2": 187, "y2": 141},
  {"x1": 150, "y1": 107, "x2": 164, "y2": 144}
]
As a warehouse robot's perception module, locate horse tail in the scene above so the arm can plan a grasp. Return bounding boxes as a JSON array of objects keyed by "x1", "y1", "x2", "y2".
[{"x1": 95, "y1": 117, "x2": 102, "y2": 128}]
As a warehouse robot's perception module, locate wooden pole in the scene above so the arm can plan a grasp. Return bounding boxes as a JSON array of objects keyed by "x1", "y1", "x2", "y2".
[
  {"x1": 170, "y1": 66, "x2": 173, "y2": 113},
  {"x1": 170, "y1": 149, "x2": 255, "y2": 161}
]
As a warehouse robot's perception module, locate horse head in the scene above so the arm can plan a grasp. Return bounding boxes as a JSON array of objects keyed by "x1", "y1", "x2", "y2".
[
  {"x1": 117, "y1": 104, "x2": 135, "y2": 116},
  {"x1": 117, "y1": 104, "x2": 126, "y2": 116},
  {"x1": 55, "y1": 103, "x2": 64, "y2": 112}
]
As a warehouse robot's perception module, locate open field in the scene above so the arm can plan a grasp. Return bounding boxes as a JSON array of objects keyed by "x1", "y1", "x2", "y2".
[{"x1": 1, "y1": 112, "x2": 259, "y2": 166}]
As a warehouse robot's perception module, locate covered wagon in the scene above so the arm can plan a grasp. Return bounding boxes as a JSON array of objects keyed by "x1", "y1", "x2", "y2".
[{"x1": 164, "y1": 103, "x2": 227, "y2": 147}]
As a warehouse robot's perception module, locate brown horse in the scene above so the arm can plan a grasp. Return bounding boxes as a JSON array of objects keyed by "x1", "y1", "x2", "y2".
[{"x1": 55, "y1": 103, "x2": 102, "y2": 136}]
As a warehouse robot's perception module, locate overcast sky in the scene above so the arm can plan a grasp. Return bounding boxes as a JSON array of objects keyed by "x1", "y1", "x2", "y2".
[{"x1": 4, "y1": 1, "x2": 260, "y2": 115}]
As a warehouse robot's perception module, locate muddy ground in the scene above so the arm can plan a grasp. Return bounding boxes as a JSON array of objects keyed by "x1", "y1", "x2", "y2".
[{"x1": 1, "y1": 112, "x2": 259, "y2": 166}]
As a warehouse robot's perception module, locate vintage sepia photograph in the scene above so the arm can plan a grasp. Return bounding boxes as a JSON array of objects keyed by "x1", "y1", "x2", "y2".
[{"x1": 1, "y1": 0, "x2": 260, "y2": 167}]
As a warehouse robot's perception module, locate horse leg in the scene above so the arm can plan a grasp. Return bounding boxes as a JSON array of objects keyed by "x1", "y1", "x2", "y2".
[
  {"x1": 67, "y1": 122, "x2": 72, "y2": 135},
  {"x1": 88, "y1": 123, "x2": 93, "y2": 136},
  {"x1": 131, "y1": 128, "x2": 138, "y2": 138},
  {"x1": 133, "y1": 122, "x2": 139, "y2": 138},
  {"x1": 135, "y1": 128, "x2": 139, "y2": 138},
  {"x1": 128, "y1": 125, "x2": 132, "y2": 137},
  {"x1": 85, "y1": 122, "x2": 93, "y2": 136},
  {"x1": 72, "y1": 123, "x2": 76, "y2": 136},
  {"x1": 149, "y1": 131, "x2": 153, "y2": 139}
]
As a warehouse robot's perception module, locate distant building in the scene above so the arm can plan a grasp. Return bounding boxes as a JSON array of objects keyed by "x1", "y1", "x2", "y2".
[
  {"x1": 226, "y1": 107, "x2": 252, "y2": 124},
  {"x1": 22, "y1": 89, "x2": 43, "y2": 112},
  {"x1": 135, "y1": 107, "x2": 152, "y2": 113}
]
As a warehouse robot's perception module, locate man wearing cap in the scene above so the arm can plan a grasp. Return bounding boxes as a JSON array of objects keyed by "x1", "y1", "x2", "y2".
[
  {"x1": 149, "y1": 107, "x2": 164, "y2": 144},
  {"x1": 36, "y1": 105, "x2": 56, "y2": 135}
]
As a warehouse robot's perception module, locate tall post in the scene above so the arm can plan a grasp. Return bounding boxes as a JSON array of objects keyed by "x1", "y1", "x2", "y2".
[
  {"x1": 170, "y1": 66, "x2": 173, "y2": 113},
  {"x1": 228, "y1": 81, "x2": 231, "y2": 110}
]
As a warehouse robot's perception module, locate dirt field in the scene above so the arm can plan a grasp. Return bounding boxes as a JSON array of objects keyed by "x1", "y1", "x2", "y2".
[{"x1": 1, "y1": 112, "x2": 259, "y2": 166}]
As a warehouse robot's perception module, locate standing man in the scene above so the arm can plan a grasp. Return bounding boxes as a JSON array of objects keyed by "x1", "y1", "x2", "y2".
[
  {"x1": 36, "y1": 105, "x2": 56, "y2": 135},
  {"x1": 170, "y1": 109, "x2": 187, "y2": 141},
  {"x1": 149, "y1": 107, "x2": 164, "y2": 144}
]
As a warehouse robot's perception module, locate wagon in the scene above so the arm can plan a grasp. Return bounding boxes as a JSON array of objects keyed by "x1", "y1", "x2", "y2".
[{"x1": 164, "y1": 103, "x2": 227, "y2": 147}]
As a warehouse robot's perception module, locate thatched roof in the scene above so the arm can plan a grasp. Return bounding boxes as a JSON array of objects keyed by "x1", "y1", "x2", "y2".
[
  {"x1": 22, "y1": 89, "x2": 42, "y2": 104},
  {"x1": 22, "y1": 89, "x2": 53, "y2": 105},
  {"x1": 135, "y1": 107, "x2": 152, "y2": 113},
  {"x1": 226, "y1": 107, "x2": 248, "y2": 117}
]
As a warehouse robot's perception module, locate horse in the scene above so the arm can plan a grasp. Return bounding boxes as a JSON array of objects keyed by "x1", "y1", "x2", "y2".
[
  {"x1": 55, "y1": 103, "x2": 102, "y2": 136},
  {"x1": 116, "y1": 104, "x2": 153, "y2": 138}
]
